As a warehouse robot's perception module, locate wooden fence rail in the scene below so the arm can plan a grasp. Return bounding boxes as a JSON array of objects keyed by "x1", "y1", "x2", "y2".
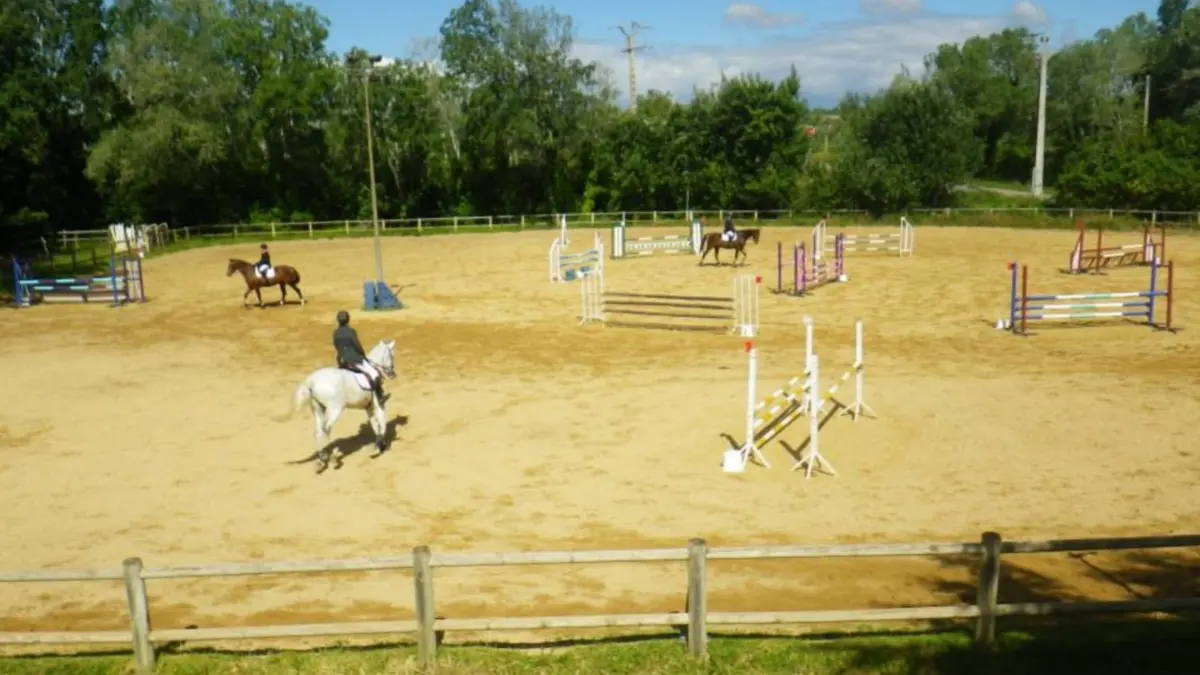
[
  {"x1": 1, "y1": 532, "x2": 1198, "y2": 673},
  {"x1": 49, "y1": 206, "x2": 1200, "y2": 251}
]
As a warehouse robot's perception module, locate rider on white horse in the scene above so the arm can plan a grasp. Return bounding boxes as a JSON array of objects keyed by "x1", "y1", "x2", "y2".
[
  {"x1": 333, "y1": 310, "x2": 386, "y2": 404},
  {"x1": 722, "y1": 216, "x2": 737, "y2": 242},
  {"x1": 255, "y1": 243, "x2": 274, "y2": 280}
]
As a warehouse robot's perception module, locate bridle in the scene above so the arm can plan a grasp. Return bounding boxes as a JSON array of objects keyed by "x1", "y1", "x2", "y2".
[{"x1": 367, "y1": 345, "x2": 396, "y2": 379}]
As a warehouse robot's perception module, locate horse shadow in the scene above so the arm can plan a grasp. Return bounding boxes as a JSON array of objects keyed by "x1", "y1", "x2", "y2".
[
  {"x1": 286, "y1": 414, "x2": 409, "y2": 472},
  {"x1": 254, "y1": 298, "x2": 305, "y2": 309}
]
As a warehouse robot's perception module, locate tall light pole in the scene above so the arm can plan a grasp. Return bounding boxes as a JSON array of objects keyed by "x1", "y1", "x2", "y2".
[
  {"x1": 1032, "y1": 34, "x2": 1051, "y2": 197},
  {"x1": 347, "y1": 52, "x2": 402, "y2": 310}
]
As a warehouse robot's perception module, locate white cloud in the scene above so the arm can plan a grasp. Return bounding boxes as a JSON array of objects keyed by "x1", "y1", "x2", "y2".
[
  {"x1": 574, "y1": 15, "x2": 1006, "y2": 106},
  {"x1": 1012, "y1": 1, "x2": 1048, "y2": 27},
  {"x1": 723, "y1": 3, "x2": 804, "y2": 29},
  {"x1": 860, "y1": 0, "x2": 922, "y2": 15}
]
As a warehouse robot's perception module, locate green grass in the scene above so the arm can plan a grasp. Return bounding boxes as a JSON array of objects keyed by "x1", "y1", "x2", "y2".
[
  {"x1": 966, "y1": 178, "x2": 1036, "y2": 192},
  {"x1": 0, "y1": 619, "x2": 1196, "y2": 674}
]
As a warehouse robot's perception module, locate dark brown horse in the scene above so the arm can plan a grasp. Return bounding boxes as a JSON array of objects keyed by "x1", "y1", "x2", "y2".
[
  {"x1": 226, "y1": 259, "x2": 305, "y2": 308},
  {"x1": 698, "y1": 228, "x2": 761, "y2": 266}
]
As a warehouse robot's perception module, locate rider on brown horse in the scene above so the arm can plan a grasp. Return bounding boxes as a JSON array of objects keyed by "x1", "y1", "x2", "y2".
[
  {"x1": 333, "y1": 310, "x2": 388, "y2": 404},
  {"x1": 722, "y1": 216, "x2": 737, "y2": 242},
  {"x1": 255, "y1": 244, "x2": 272, "y2": 279}
]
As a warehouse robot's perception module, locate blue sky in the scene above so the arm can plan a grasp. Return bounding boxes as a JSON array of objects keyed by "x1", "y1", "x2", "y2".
[{"x1": 305, "y1": 0, "x2": 1163, "y2": 106}]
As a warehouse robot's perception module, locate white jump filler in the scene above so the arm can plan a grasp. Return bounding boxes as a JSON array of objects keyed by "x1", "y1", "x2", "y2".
[{"x1": 611, "y1": 220, "x2": 703, "y2": 259}]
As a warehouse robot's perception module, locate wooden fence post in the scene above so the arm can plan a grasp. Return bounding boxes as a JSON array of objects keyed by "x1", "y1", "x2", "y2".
[
  {"x1": 122, "y1": 557, "x2": 155, "y2": 673},
  {"x1": 974, "y1": 532, "x2": 1002, "y2": 648},
  {"x1": 686, "y1": 538, "x2": 708, "y2": 658},
  {"x1": 413, "y1": 546, "x2": 437, "y2": 666}
]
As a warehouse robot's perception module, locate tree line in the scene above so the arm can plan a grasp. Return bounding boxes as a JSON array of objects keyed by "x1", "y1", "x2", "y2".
[{"x1": 2, "y1": 0, "x2": 1198, "y2": 250}]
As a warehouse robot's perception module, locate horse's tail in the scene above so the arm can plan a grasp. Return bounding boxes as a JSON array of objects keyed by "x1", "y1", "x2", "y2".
[{"x1": 273, "y1": 380, "x2": 312, "y2": 423}]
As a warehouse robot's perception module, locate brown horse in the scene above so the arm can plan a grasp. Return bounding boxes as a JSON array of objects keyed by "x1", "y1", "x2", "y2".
[
  {"x1": 226, "y1": 259, "x2": 305, "y2": 308},
  {"x1": 698, "y1": 228, "x2": 760, "y2": 266}
]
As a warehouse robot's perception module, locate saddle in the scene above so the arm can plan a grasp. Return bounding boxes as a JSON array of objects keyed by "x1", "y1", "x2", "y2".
[
  {"x1": 338, "y1": 363, "x2": 375, "y2": 391},
  {"x1": 256, "y1": 267, "x2": 276, "y2": 280}
]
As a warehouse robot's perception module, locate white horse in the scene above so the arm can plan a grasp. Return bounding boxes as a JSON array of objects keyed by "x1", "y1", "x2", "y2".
[{"x1": 276, "y1": 340, "x2": 397, "y2": 473}]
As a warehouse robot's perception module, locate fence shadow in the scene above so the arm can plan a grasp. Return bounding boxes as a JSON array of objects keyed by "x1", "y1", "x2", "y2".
[{"x1": 12, "y1": 618, "x2": 1197, "y2": 674}]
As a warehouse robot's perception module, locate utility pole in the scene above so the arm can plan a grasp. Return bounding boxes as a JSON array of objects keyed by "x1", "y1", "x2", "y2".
[
  {"x1": 1143, "y1": 75, "x2": 1151, "y2": 130},
  {"x1": 616, "y1": 22, "x2": 648, "y2": 111},
  {"x1": 1031, "y1": 34, "x2": 1050, "y2": 198}
]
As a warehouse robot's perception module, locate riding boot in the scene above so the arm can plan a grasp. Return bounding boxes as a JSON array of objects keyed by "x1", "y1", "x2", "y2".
[{"x1": 374, "y1": 378, "x2": 390, "y2": 406}]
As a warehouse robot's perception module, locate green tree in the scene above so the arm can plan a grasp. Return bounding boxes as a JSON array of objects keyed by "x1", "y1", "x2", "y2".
[{"x1": 804, "y1": 79, "x2": 976, "y2": 215}]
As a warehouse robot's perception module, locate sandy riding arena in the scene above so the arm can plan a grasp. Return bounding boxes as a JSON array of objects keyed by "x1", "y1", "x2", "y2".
[{"x1": 2, "y1": 225, "x2": 1199, "y2": 641}]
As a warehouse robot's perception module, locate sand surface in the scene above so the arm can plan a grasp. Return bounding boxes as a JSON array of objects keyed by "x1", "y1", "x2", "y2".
[{"x1": 1, "y1": 224, "x2": 1198, "y2": 640}]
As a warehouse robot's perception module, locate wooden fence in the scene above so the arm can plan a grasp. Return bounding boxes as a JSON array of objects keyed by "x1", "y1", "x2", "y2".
[
  {"x1": 52, "y1": 206, "x2": 1200, "y2": 250},
  {"x1": 1, "y1": 532, "x2": 1198, "y2": 673}
]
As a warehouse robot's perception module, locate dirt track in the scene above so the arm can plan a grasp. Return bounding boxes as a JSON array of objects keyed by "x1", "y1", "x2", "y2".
[{"x1": 1, "y1": 225, "x2": 1198, "y2": 639}]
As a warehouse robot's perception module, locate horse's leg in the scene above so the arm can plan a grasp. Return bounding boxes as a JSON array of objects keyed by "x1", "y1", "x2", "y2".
[
  {"x1": 290, "y1": 282, "x2": 305, "y2": 306},
  {"x1": 312, "y1": 403, "x2": 331, "y2": 473},
  {"x1": 278, "y1": 282, "x2": 287, "y2": 306},
  {"x1": 255, "y1": 287, "x2": 264, "y2": 308},
  {"x1": 242, "y1": 287, "x2": 254, "y2": 308},
  {"x1": 368, "y1": 402, "x2": 388, "y2": 458},
  {"x1": 321, "y1": 405, "x2": 346, "y2": 470}
]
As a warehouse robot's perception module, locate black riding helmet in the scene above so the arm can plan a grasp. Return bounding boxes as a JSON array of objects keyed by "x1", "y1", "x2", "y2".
[
  {"x1": 260, "y1": 243, "x2": 269, "y2": 250},
  {"x1": 336, "y1": 310, "x2": 350, "y2": 326}
]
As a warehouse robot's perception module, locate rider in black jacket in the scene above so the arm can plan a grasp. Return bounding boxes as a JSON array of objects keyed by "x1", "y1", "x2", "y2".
[
  {"x1": 332, "y1": 310, "x2": 386, "y2": 403},
  {"x1": 255, "y1": 243, "x2": 272, "y2": 278}
]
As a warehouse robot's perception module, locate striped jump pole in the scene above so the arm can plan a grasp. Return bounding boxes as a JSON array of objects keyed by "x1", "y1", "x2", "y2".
[{"x1": 1006, "y1": 258, "x2": 1174, "y2": 335}]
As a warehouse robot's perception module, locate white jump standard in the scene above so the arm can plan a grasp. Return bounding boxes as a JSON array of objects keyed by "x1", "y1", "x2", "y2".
[
  {"x1": 549, "y1": 231, "x2": 603, "y2": 283},
  {"x1": 813, "y1": 217, "x2": 915, "y2": 260},
  {"x1": 611, "y1": 220, "x2": 703, "y2": 259},
  {"x1": 726, "y1": 317, "x2": 874, "y2": 474}
]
